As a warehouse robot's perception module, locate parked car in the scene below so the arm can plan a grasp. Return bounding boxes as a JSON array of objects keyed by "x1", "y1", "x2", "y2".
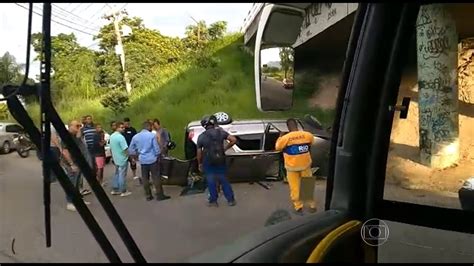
[
  {"x1": 104, "y1": 132, "x2": 112, "y2": 163},
  {"x1": 184, "y1": 112, "x2": 332, "y2": 183},
  {"x1": 0, "y1": 122, "x2": 23, "y2": 154}
]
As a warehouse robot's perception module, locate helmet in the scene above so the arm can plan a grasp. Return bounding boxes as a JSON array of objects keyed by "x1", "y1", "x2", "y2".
[{"x1": 200, "y1": 114, "x2": 217, "y2": 128}]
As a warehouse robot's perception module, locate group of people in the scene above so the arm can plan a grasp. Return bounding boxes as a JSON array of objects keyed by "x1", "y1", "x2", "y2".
[
  {"x1": 53, "y1": 115, "x2": 172, "y2": 211},
  {"x1": 52, "y1": 113, "x2": 317, "y2": 215}
]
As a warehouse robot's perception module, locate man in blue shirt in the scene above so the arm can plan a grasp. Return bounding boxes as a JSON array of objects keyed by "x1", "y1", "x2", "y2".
[
  {"x1": 129, "y1": 121, "x2": 171, "y2": 201},
  {"x1": 110, "y1": 121, "x2": 132, "y2": 197}
]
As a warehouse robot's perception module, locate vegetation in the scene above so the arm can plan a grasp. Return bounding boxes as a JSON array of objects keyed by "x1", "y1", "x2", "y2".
[{"x1": 1, "y1": 13, "x2": 333, "y2": 158}]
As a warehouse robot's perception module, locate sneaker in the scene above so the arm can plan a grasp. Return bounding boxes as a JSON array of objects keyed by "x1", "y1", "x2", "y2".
[
  {"x1": 146, "y1": 196, "x2": 154, "y2": 201},
  {"x1": 120, "y1": 191, "x2": 132, "y2": 197},
  {"x1": 228, "y1": 201, "x2": 237, "y2": 207},
  {"x1": 133, "y1": 176, "x2": 140, "y2": 180},
  {"x1": 294, "y1": 208, "x2": 304, "y2": 216},
  {"x1": 83, "y1": 200, "x2": 91, "y2": 205},
  {"x1": 308, "y1": 207, "x2": 317, "y2": 213},
  {"x1": 207, "y1": 202, "x2": 218, "y2": 207},
  {"x1": 111, "y1": 191, "x2": 121, "y2": 195},
  {"x1": 80, "y1": 189, "x2": 92, "y2": 196},
  {"x1": 66, "y1": 203, "x2": 76, "y2": 212},
  {"x1": 156, "y1": 195, "x2": 171, "y2": 201}
]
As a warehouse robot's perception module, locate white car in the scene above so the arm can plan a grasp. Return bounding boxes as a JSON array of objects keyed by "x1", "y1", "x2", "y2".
[{"x1": 104, "y1": 132, "x2": 112, "y2": 163}]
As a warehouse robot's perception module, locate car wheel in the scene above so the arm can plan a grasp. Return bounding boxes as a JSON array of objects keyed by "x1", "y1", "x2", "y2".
[
  {"x1": 2, "y1": 141, "x2": 11, "y2": 154},
  {"x1": 214, "y1": 112, "x2": 232, "y2": 125}
]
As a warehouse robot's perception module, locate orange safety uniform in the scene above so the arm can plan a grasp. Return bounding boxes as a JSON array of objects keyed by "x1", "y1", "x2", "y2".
[{"x1": 276, "y1": 130, "x2": 316, "y2": 211}]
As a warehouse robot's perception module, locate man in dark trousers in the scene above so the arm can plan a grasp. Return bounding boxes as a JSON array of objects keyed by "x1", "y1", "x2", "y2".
[
  {"x1": 197, "y1": 115, "x2": 237, "y2": 207},
  {"x1": 129, "y1": 121, "x2": 170, "y2": 201},
  {"x1": 123, "y1": 117, "x2": 139, "y2": 182}
]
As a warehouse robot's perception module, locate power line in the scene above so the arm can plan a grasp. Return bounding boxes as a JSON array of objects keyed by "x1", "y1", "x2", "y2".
[
  {"x1": 33, "y1": 4, "x2": 99, "y2": 34},
  {"x1": 15, "y1": 3, "x2": 96, "y2": 36},
  {"x1": 82, "y1": 3, "x2": 94, "y2": 12},
  {"x1": 87, "y1": 4, "x2": 108, "y2": 21},
  {"x1": 34, "y1": 4, "x2": 100, "y2": 33},
  {"x1": 69, "y1": 3, "x2": 82, "y2": 13},
  {"x1": 52, "y1": 3, "x2": 101, "y2": 28}
]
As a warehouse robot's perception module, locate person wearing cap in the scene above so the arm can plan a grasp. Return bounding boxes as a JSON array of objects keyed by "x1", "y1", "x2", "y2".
[{"x1": 196, "y1": 115, "x2": 237, "y2": 207}]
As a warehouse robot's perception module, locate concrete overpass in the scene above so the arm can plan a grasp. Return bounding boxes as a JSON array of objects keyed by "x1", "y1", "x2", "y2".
[
  {"x1": 241, "y1": 3, "x2": 358, "y2": 55},
  {"x1": 241, "y1": 3, "x2": 474, "y2": 63}
]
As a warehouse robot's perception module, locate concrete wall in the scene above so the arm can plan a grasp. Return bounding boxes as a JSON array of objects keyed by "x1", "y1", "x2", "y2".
[{"x1": 294, "y1": 3, "x2": 357, "y2": 48}]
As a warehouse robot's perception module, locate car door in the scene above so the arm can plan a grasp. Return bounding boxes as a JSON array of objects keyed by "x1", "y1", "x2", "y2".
[{"x1": 225, "y1": 121, "x2": 280, "y2": 182}]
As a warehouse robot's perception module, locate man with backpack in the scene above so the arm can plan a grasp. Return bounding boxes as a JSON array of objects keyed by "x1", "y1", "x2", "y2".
[{"x1": 196, "y1": 115, "x2": 237, "y2": 207}]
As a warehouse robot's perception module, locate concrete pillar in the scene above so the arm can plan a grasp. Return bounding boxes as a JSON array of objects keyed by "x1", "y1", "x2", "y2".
[{"x1": 416, "y1": 4, "x2": 460, "y2": 168}]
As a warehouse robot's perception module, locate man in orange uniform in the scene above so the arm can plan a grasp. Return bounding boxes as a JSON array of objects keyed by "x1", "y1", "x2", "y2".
[{"x1": 275, "y1": 118, "x2": 317, "y2": 215}]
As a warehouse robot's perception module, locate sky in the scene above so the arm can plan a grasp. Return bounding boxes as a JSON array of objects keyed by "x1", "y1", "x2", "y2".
[{"x1": 0, "y1": 3, "x2": 253, "y2": 80}]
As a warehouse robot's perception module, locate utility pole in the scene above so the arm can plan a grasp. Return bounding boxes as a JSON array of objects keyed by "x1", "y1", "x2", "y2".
[
  {"x1": 189, "y1": 15, "x2": 201, "y2": 48},
  {"x1": 104, "y1": 7, "x2": 132, "y2": 95}
]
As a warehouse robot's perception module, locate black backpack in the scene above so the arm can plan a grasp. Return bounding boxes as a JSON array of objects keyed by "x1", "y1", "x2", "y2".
[{"x1": 204, "y1": 129, "x2": 226, "y2": 166}]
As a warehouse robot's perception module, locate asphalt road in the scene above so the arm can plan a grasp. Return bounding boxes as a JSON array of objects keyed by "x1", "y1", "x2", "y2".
[
  {"x1": 260, "y1": 76, "x2": 293, "y2": 110},
  {"x1": 0, "y1": 152, "x2": 472, "y2": 262}
]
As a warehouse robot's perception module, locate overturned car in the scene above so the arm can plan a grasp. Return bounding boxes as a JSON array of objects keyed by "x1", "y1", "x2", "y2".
[{"x1": 172, "y1": 112, "x2": 333, "y2": 184}]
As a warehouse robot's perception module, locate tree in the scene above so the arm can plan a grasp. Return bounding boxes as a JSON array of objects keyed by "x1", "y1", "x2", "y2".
[
  {"x1": 31, "y1": 33, "x2": 99, "y2": 101},
  {"x1": 184, "y1": 20, "x2": 209, "y2": 50},
  {"x1": 208, "y1": 21, "x2": 227, "y2": 40},
  {"x1": 279, "y1": 48, "x2": 294, "y2": 79},
  {"x1": 0, "y1": 52, "x2": 23, "y2": 86},
  {"x1": 95, "y1": 15, "x2": 185, "y2": 91}
]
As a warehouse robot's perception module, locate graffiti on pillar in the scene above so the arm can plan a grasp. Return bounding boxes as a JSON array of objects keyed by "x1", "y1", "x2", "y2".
[
  {"x1": 416, "y1": 4, "x2": 459, "y2": 167},
  {"x1": 416, "y1": 7, "x2": 433, "y2": 28},
  {"x1": 432, "y1": 112, "x2": 450, "y2": 129},
  {"x1": 434, "y1": 60, "x2": 448, "y2": 73},
  {"x1": 433, "y1": 129, "x2": 451, "y2": 142},
  {"x1": 420, "y1": 129, "x2": 432, "y2": 155},
  {"x1": 418, "y1": 77, "x2": 450, "y2": 91}
]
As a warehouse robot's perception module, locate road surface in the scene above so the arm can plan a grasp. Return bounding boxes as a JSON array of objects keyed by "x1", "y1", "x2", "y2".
[
  {"x1": 261, "y1": 76, "x2": 293, "y2": 110},
  {"x1": 0, "y1": 152, "x2": 472, "y2": 262}
]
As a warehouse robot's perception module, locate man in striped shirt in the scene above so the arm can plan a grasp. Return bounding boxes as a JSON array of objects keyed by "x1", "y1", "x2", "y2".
[{"x1": 80, "y1": 114, "x2": 98, "y2": 195}]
